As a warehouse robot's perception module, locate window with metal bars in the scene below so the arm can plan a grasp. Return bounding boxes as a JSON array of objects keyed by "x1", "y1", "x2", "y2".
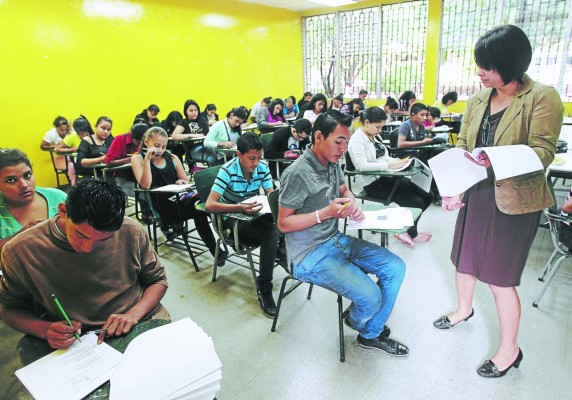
[
  {"x1": 438, "y1": 0, "x2": 572, "y2": 101},
  {"x1": 302, "y1": 1, "x2": 428, "y2": 100}
]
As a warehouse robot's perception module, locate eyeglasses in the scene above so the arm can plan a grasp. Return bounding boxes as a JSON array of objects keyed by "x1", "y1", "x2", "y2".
[{"x1": 481, "y1": 116, "x2": 490, "y2": 146}]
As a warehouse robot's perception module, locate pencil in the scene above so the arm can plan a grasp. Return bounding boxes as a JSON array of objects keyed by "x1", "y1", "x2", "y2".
[
  {"x1": 337, "y1": 201, "x2": 350, "y2": 214},
  {"x1": 52, "y1": 294, "x2": 81, "y2": 342}
]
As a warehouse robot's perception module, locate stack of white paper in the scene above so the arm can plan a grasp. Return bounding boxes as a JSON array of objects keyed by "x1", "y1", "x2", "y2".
[
  {"x1": 152, "y1": 184, "x2": 194, "y2": 193},
  {"x1": 240, "y1": 195, "x2": 271, "y2": 214},
  {"x1": 347, "y1": 207, "x2": 414, "y2": 231},
  {"x1": 110, "y1": 318, "x2": 222, "y2": 400}
]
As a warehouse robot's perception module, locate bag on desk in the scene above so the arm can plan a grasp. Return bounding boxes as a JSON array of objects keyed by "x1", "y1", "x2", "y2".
[{"x1": 283, "y1": 150, "x2": 300, "y2": 159}]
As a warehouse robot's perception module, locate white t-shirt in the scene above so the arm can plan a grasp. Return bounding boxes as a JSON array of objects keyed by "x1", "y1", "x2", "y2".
[{"x1": 43, "y1": 128, "x2": 63, "y2": 144}]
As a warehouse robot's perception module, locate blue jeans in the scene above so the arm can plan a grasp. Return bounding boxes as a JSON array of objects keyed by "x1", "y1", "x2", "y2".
[{"x1": 292, "y1": 232, "x2": 406, "y2": 339}]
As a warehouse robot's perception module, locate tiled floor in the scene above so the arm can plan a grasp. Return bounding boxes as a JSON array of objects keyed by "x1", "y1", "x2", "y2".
[{"x1": 1, "y1": 189, "x2": 571, "y2": 400}]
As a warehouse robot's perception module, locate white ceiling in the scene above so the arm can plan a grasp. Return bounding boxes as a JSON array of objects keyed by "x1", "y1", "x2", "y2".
[{"x1": 237, "y1": 0, "x2": 367, "y2": 12}]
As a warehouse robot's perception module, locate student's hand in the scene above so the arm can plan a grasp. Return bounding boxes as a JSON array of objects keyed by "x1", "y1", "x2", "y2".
[
  {"x1": 465, "y1": 151, "x2": 491, "y2": 168},
  {"x1": 241, "y1": 202, "x2": 263, "y2": 215},
  {"x1": 145, "y1": 148, "x2": 159, "y2": 161},
  {"x1": 176, "y1": 179, "x2": 188, "y2": 185},
  {"x1": 422, "y1": 137, "x2": 433, "y2": 143},
  {"x1": 98, "y1": 313, "x2": 138, "y2": 344},
  {"x1": 222, "y1": 141, "x2": 235, "y2": 149},
  {"x1": 46, "y1": 320, "x2": 82, "y2": 349},
  {"x1": 442, "y1": 196, "x2": 465, "y2": 212},
  {"x1": 327, "y1": 197, "x2": 351, "y2": 219}
]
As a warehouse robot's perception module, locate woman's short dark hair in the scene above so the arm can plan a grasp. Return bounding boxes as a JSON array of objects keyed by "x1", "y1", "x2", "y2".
[
  {"x1": 474, "y1": 25, "x2": 532, "y2": 85},
  {"x1": 293, "y1": 118, "x2": 312, "y2": 136},
  {"x1": 307, "y1": 93, "x2": 328, "y2": 113},
  {"x1": 130, "y1": 123, "x2": 149, "y2": 141},
  {"x1": 73, "y1": 115, "x2": 94, "y2": 135},
  {"x1": 399, "y1": 91, "x2": 416, "y2": 102},
  {"x1": 95, "y1": 116, "x2": 112, "y2": 127},
  {"x1": 428, "y1": 107, "x2": 441, "y2": 119},
  {"x1": 360, "y1": 107, "x2": 387, "y2": 124},
  {"x1": 385, "y1": 96, "x2": 399, "y2": 110},
  {"x1": 312, "y1": 109, "x2": 352, "y2": 141},
  {"x1": 162, "y1": 111, "x2": 183, "y2": 135},
  {"x1": 237, "y1": 132, "x2": 263, "y2": 154},
  {"x1": 410, "y1": 103, "x2": 428, "y2": 115},
  {"x1": 205, "y1": 104, "x2": 217, "y2": 112},
  {"x1": 65, "y1": 178, "x2": 126, "y2": 232},
  {"x1": 441, "y1": 91, "x2": 458, "y2": 105},
  {"x1": 0, "y1": 148, "x2": 32, "y2": 170},
  {"x1": 228, "y1": 107, "x2": 248, "y2": 120},
  {"x1": 53, "y1": 116, "x2": 68, "y2": 127},
  {"x1": 147, "y1": 104, "x2": 160, "y2": 114},
  {"x1": 183, "y1": 99, "x2": 201, "y2": 115}
]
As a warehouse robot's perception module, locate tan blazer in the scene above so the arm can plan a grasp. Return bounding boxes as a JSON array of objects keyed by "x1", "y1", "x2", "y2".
[{"x1": 457, "y1": 74, "x2": 564, "y2": 215}]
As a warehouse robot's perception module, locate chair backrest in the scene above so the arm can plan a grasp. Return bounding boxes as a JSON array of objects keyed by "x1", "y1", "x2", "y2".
[
  {"x1": 389, "y1": 127, "x2": 400, "y2": 149},
  {"x1": 344, "y1": 151, "x2": 356, "y2": 172},
  {"x1": 260, "y1": 133, "x2": 273, "y2": 152},
  {"x1": 544, "y1": 208, "x2": 568, "y2": 252},
  {"x1": 194, "y1": 165, "x2": 222, "y2": 205},
  {"x1": 267, "y1": 190, "x2": 280, "y2": 225}
]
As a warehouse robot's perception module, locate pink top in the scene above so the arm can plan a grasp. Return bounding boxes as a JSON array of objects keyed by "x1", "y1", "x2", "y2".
[{"x1": 267, "y1": 110, "x2": 284, "y2": 123}]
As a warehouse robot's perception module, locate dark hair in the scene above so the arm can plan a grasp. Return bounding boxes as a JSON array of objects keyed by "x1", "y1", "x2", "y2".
[
  {"x1": 0, "y1": 148, "x2": 32, "y2": 170},
  {"x1": 441, "y1": 91, "x2": 458, "y2": 105},
  {"x1": 227, "y1": 107, "x2": 248, "y2": 120},
  {"x1": 288, "y1": 95, "x2": 297, "y2": 104},
  {"x1": 343, "y1": 98, "x2": 364, "y2": 118},
  {"x1": 399, "y1": 91, "x2": 416, "y2": 102},
  {"x1": 133, "y1": 117, "x2": 147, "y2": 125},
  {"x1": 95, "y1": 116, "x2": 112, "y2": 127},
  {"x1": 130, "y1": 123, "x2": 149, "y2": 141},
  {"x1": 428, "y1": 107, "x2": 441, "y2": 119},
  {"x1": 161, "y1": 111, "x2": 183, "y2": 135},
  {"x1": 205, "y1": 104, "x2": 217, "y2": 112},
  {"x1": 330, "y1": 94, "x2": 344, "y2": 109},
  {"x1": 237, "y1": 132, "x2": 263, "y2": 154},
  {"x1": 293, "y1": 118, "x2": 312, "y2": 135},
  {"x1": 147, "y1": 104, "x2": 160, "y2": 114},
  {"x1": 307, "y1": 93, "x2": 328, "y2": 113},
  {"x1": 183, "y1": 99, "x2": 201, "y2": 116},
  {"x1": 262, "y1": 97, "x2": 272, "y2": 106},
  {"x1": 72, "y1": 115, "x2": 94, "y2": 135},
  {"x1": 303, "y1": 91, "x2": 312, "y2": 98},
  {"x1": 53, "y1": 116, "x2": 68, "y2": 127},
  {"x1": 475, "y1": 25, "x2": 531, "y2": 85},
  {"x1": 410, "y1": 103, "x2": 428, "y2": 115},
  {"x1": 65, "y1": 178, "x2": 126, "y2": 232},
  {"x1": 312, "y1": 109, "x2": 352, "y2": 141},
  {"x1": 267, "y1": 98, "x2": 285, "y2": 116},
  {"x1": 360, "y1": 107, "x2": 387, "y2": 124},
  {"x1": 385, "y1": 96, "x2": 399, "y2": 110},
  {"x1": 359, "y1": 89, "x2": 368, "y2": 95}
]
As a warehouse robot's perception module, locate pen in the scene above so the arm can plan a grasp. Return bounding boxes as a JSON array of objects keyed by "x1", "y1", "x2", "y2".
[
  {"x1": 337, "y1": 201, "x2": 350, "y2": 214},
  {"x1": 51, "y1": 294, "x2": 81, "y2": 342}
]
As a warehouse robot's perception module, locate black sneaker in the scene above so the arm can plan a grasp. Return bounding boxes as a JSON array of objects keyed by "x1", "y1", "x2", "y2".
[
  {"x1": 257, "y1": 286, "x2": 276, "y2": 318},
  {"x1": 357, "y1": 335, "x2": 409, "y2": 357},
  {"x1": 343, "y1": 315, "x2": 390, "y2": 338},
  {"x1": 217, "y1": 250, "x2": 228, "y2": 267}
]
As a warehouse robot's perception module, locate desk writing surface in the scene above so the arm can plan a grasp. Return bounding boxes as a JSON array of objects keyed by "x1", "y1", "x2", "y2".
[
  {"x1": 358, "y1": 204, "x2": 421, "y2": 234},
  {"x1": 346, "y1": 165, "x2": 422, "y2": 178}
]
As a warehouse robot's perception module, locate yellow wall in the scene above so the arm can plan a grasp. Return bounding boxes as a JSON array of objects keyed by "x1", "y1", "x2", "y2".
[{"x1": 0, "y1": 0, "x2": 302, "y2": 187}]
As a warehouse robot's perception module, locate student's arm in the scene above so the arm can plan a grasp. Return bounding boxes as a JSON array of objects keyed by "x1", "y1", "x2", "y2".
[
  {"x1": 348, "y1": 137, "x2": 388, "y2": 172},
  {"x1": 97, "y1": 283, "x2": 167, "y2": 344},
  {"x1": 205, "y1": 191, "x2": 261, "y2": 214},
  {"x1": 77, "y1": 138, "x2": 106, "y2": 166},
  {"x1": 204, "y1": 123, "x2": 232, "y2": 149},
  {"x1": 170, "y1": 125, "x2": 188, "y2": 141},
  {"x1": 278, "y1": 196, "x2": 355, "y2": 234},
  {"x1": 563, "y1": 196, "x2": 572, "y2": 214},
  {"x1": 131, "y1": 151, "x2": 155, "y2": 189},
  {"x1": 265, "y1": 129, "x2": 287, "y2": 159},
  {"x1": 173, "y1": 155, "x2": 189, "y2": 184},
  {"x1": 397, "y1": 135, "x2": 432, "y2": 148},
  {"x1": 104, "y1": 136, "x2": 131, "y2": 166},
  {"x1": 0, "y1": 220, "x2": 44, "y2": 252},
  {"x1": 55, "y1": 140, "x2": 75, "y2": 153}
]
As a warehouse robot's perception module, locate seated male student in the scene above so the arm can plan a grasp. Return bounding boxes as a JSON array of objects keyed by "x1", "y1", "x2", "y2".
[
  {"x1": 0, "y1": 179, "x2": 169, "y2": 349},
  {"x1": 264, "y1": 118, "x2": 312, "y2": 180},
  {"x1": 277, "y1": 110, "x2": 409, "y2": 356},
  {"x1": 206, "y1": 133, "x2": 281, "y2": 318},
  {"x1": 396, "y1": 103, "x2": 433, "y2": 162}
]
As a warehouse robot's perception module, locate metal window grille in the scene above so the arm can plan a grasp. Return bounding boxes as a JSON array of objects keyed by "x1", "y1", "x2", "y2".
[
  {"x1": 302, "y1": 1, "x2": 428, "y2": 100},
  {"x1": 438, "y1": 0, "x2": 572, "y2": 101}
]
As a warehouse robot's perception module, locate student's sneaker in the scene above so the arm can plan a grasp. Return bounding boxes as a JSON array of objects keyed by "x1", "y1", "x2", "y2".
[
  {"x1": 210, "y1": 249, "x2": 228, "y2": 267},
  {"x1": 357, "y1": 335, "x2": 409, "y2": 357},
  {"x1": 257, "y1": 285, "x2": 277, "y2": 318}
]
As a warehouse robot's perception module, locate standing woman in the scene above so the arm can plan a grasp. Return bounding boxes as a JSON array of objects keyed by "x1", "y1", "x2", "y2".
[
  {"x1": 75, "y1": 116, "x2": 114, "y2": 177},
  {"x1": 131, "y1": 127, "x2": 224, "y2": 262},
  {"x1": 434, "y1": 25, "x2": 563, "y2": 378},
  {"x1": 302, "y1": 93, "x2": 327, "y2": 125}
]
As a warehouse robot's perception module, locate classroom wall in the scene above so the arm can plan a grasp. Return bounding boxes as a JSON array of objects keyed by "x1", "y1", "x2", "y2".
[{"x1": 0, "y1": 0, "x2": 302, "y2": 187}]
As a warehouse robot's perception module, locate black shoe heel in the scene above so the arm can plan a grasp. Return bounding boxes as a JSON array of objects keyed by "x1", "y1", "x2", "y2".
[{"x1": 477, "y1": 348, "x2": 523, "y2": 378}]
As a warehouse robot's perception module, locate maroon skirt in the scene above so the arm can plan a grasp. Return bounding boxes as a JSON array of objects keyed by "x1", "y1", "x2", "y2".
[{"x1": 450, "y1": 172, "x2": 541, "y2": 287}]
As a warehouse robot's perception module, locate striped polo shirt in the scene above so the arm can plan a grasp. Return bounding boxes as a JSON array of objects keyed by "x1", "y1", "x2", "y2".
[{"x1": 212, "y1": 157, "x2": 273, "y2": 204}]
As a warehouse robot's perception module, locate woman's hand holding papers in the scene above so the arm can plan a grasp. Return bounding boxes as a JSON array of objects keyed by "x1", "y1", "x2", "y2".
[
  {"x1": 464, "y1": 151, "x2": 491, "y2": 168},
  {"x1": 442, "y1": 195, "x2": 465, "y2": 212}
]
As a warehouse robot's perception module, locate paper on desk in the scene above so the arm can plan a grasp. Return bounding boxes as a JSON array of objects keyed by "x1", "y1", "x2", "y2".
[
  {"x1": 431, "y1": 125, "x2": 450, "y2": 133},
  {"x1": 152, "y1": 184, "x2": 194, "y2": 192},
  {"x1": 110, "y1": 318, "x2": 221, "y2": 400},
  {"x1": 346, "y1": 207, "x2": 414, "y2": 230},
  {"x1": 16, "y1": 333, "x2": 122, "y2": 400},
  {"x1": 428, "y1": 145, "x2": 543, "y2": 197},
  {"x1": 388, "y1": 158, "x2": 413, "y2": 172},
  {"x1": 240, "y1": 195, "x2": 271, "y2": 214}
]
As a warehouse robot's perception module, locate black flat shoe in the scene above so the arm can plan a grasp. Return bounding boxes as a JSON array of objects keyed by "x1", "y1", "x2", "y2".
[
  {"x1": 477, "y1": 348, "x2": 523, "y2": 378},
  {"x1": 433, "y1": 308, "x2": 474, "y2": 329}
]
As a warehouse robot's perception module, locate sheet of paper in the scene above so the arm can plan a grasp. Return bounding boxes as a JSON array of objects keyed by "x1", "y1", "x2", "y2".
[
  {"x1": 431, "y1": 125, "x2": 450, "y2": 133},
  {"x1": 16, "y1": 333, "x2": 122, "y2": 400},
  {"x1": 428, "y1": 148, "x2": 488, "y2": 196},
  {"x1": 152, "y1": 184, "x2": 194, "y2": 192},
  {"x1": 240, "y1": 195, "x2": 271, "y2": 214},
  {"x1": 110, "y1": 318, "x2": 222, "y2": 400},
  {"x1": 475, "y1": 144, "x2": 543, "y2": 180},
  {"x1": 346, "y1": 208, "x2": 414, "y2": 230},
  {"x1": 388, "y1": 158, "x2": 413, "y2": 172},
  {"x1": 409, "y1": 159, "x2": 433, "y2": 194}
]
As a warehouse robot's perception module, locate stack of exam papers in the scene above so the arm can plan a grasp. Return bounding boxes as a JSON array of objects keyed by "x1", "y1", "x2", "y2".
[
  {"x1": 347, "y1": 207, "x2": 414, "y2": 231},
  {"x1": 16, "y1": 318, "x2": 222, "y2": 400}
]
